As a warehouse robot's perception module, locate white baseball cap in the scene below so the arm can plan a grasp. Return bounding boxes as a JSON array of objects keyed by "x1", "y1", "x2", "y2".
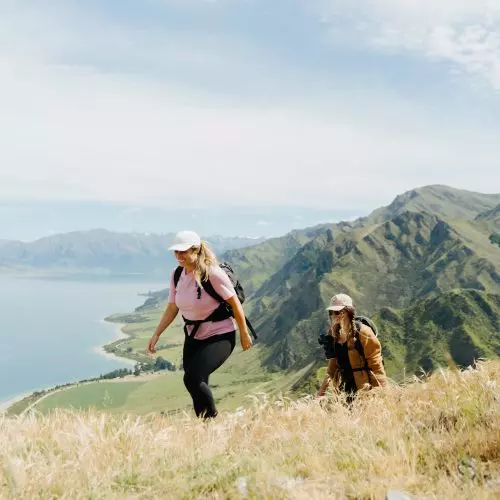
[
  {"x1": 326, "y1": 293, "x2": 353, "y2": 311},
  {"x1": 168, "y1": 230, "x2": 201, "y2": 251}
]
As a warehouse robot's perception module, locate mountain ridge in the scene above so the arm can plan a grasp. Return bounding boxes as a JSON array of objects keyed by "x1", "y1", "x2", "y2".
[
  {"x1": 226, "y1": 185, "x2": 500, "y2": 372},
  {"x1": 367, "y1": 184, "x2": 500, "y2": 223},
  {"x1": 0, "y1": 229, "x2": 267, "y2": 277}
]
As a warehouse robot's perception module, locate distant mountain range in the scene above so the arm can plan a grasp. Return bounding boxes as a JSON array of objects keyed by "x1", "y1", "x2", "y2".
[
  {"x1": 223, "y1": 184, "x2": 500, "y2": 377},
  {"x1": 0, "y1": 230, "x2": 266, "y2": 277}
]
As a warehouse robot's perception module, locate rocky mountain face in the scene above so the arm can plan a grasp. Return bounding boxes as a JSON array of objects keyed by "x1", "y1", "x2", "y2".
[{"x1": 224, "y1": 185, "x2": 500, "y2": 375}]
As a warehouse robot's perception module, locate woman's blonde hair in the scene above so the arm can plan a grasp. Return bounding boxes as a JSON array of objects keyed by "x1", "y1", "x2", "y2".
[{"x1": 192, "y1": 240, "x2": 218, "y2": 285}]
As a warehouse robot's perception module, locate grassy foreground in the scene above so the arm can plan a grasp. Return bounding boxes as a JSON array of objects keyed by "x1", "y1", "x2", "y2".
[{"x1": 1, "y1": 361, "x2": 499, "y2": 499}]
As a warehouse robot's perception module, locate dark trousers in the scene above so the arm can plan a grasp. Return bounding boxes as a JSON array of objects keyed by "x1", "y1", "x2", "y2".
[{"x1": 182, "y1": 331, "x2": 236, "y2": 418}]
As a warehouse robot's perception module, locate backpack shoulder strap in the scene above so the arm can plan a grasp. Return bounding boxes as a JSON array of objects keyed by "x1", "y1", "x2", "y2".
[
  {"x1": 353, "y1": 320, "x2": 365, "y2": 358},
  {"x1": 219, "y1": 261, "x2": 234, "y2": 274},
  {"x1": 201, "y1": 267, "x2": 258, "y2": 341},
  {"x1": 201, "y1": 277, "x2": 224, "y2": 303},
  {"x1": 352, "y1": 321, "x2": 384, "y2": 375},
  {"x1": 173, "y1": 266, "x2": 183, "y2": 288},
  {"x1": 174, "y1": 265, "x2": 222, "y2": 302}
]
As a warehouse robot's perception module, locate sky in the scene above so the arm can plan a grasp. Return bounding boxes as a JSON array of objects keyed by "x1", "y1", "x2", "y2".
[{"x1": 0, "y1": 0, "x2": 499, "y2": 240}]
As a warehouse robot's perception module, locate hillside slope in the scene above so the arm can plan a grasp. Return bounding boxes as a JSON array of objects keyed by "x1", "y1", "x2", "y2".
[
  {"x1": 376, "y1": 290, "x2": 500, "y2": 378},
  {"x1": 248, "y1": 210, "x2": 499, "y2": 369},
  {"x1": 225, "y1": 186, "x2": 500, "y2": 371},
  {"x1": 1, "y1": 361, "x2": 499, "y2": 498},
  {"x1": 224, "y1": 224, "x2": 354, "y2": 295}
]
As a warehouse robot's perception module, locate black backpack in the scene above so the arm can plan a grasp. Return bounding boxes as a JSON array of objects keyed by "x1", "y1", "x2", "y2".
[
  {"x1": 355, "y1": 316, "x2": 378, "y2": 338},
  {"x1": 173, "y1": 262, "x2": 257, "y2": 340}
]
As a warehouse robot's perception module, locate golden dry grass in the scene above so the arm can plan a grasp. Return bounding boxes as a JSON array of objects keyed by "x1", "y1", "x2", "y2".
[{"x1": 0, "y1": 361, "x2": 499, "y2": 499}]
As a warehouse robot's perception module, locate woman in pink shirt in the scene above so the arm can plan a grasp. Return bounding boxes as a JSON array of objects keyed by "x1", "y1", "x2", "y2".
[{"x1": 147, "y1": 230, "x2": 253, "y2": 419}]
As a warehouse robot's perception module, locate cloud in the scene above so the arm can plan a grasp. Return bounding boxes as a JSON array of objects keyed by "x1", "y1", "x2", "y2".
[
  {"x1": 0, "y1": 0, "x2": 499, "y2": 218},
  {"x1": 257, "y1": 220, "x2": 271, "y2": 226},
  {"x1": 322, "y1": 0, "x2": 500, "y2": 91}
]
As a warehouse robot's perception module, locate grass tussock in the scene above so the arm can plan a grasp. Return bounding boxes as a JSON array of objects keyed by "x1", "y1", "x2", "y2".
[{"x1": 1, "y1": 361, "x2": 499, "y2": 499}]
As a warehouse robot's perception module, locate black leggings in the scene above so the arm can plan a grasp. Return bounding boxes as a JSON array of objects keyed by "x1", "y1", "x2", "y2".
[{"x1": 182, "y1": 331, "x2": 236, "y2": 419}]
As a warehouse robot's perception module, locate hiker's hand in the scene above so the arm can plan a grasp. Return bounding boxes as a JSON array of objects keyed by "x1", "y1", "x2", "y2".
[
  {"x1": 240, "y1": 330, "x2": 253, "y2": 351},
  {"x1": 147, "y1": 332, "x2": 160, "y2": 354}
]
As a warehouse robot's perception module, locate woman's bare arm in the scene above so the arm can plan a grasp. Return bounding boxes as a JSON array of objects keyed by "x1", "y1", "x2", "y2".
[
  {"x1": 226, "y1": 294, "x2": 253, "y2": 351},
  {"x1": 147, "y1": 303, "x2": 179, "y2": 353}
]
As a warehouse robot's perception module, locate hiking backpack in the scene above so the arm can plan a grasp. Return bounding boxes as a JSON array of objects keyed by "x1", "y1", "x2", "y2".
[
  {"x1": 173, "y1": 262, "x2": 257, "y2": 340},
  {"x1": 351, "y1": 315, "x2": 384, "y2": 373},
  {"x1": 353, "y1": 315, "x2": 379, "y2": 357},
  {"x1": 355, "y1": 316, "x2": 378, "y2": 338}
]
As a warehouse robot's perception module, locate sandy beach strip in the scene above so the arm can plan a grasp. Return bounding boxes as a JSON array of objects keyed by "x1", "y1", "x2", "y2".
[
  {"x1": 0, "y1": 391, "x2": 34, "y2": 413},
  {"x1": 93, "y1": 320, "x2": 136, "y2": 365}
]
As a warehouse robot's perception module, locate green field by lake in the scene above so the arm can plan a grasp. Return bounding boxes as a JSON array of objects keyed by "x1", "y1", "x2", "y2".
[{"x1": 19, "y1": 303, "x2": 313, "y2": 416}]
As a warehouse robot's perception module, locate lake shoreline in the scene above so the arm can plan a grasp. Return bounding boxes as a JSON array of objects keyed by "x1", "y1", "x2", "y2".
[
  {"x1": 93, "y1": 321, "x2": 136, "y2": 366},
  {"x1": 1, "y1": 317, "x2": 142, "y2": 415},
  {"x1": 0, "y1": 390, "x2": 35, "y2": 413}
]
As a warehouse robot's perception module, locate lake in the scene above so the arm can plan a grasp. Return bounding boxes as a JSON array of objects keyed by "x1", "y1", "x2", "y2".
[{"x1": 0, "y1": 276, "x2": 167, "y2": 404}]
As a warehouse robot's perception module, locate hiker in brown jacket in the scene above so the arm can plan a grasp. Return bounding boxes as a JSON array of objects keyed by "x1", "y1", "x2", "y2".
[{"x1": 317, "y1": 293, "x2": 387, "y2": 398}]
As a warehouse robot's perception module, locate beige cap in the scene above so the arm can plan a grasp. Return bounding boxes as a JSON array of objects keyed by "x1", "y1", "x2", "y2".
[{"x1": 326, "y1": 293, "x2": 353, "y2": 311}]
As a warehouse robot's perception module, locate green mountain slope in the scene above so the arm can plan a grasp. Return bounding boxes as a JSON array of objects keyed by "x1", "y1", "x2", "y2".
[
  {"x1": 233, "y1": 186, "x2": 500, "y2": 372},
  {"x1": 476, "y1": 204, "x2": 500, "y2": 246},
  {"x1": 376, "y1": 289, "x2": 500, "y2": 379},
  {"x1": 476, "y1": 203, "x2": 500, "y2": 224},
  {"x1": 224, "y1": 223, "x2": 354, "y2": 295},
  {"x1": 248, "y1": 211, "x2": 499, "y2": 367},
  {"x1": 227, "y1": 185, "x2": 500, "y2": 301}
]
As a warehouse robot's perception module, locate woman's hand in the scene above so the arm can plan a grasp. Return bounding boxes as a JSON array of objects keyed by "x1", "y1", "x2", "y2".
[
  {"x1": 147, "y1": 303, "x2": 179, "y2": 355},
  {"x1": 147, "y1": 332, "x2": 161, "y2": 354},
  {"x1": 226, "y1": 295, "x2": 253, "y2": 351},
  {"x1": 240, "y1": 329, "x2": 253, "y2": 351}
]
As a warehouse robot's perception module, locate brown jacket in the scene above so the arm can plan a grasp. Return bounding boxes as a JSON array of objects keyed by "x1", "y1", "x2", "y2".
[{"x1": 320, "y1": 325, "x2": 387, "y2": 395}]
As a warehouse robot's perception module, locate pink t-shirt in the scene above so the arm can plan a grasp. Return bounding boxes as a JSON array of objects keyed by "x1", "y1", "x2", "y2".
[{"x1": 168, "y1": 265, "x2": 236, "y2": 340}]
